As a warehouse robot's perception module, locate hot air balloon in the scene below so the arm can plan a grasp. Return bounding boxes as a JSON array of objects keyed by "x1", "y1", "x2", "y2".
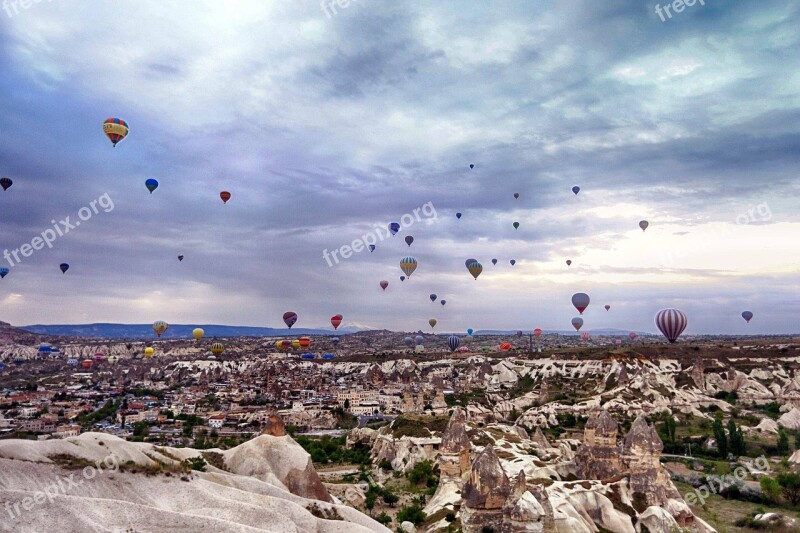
[
  {"x1": 145, "y1": 179, "x2": 159, "y2": 193},
  {"x1": 581, "y1": 332, "x2": 591, "y2": 342},
  {"x1": 571, "y1": 293, "x2": 590, "y2": 314},
  {"x1": 465, "y1": 258, "x2": 478, "y2": 268},
  {"x1": 389, "y1": 222, "x2": 400, "y2": 235},
  {"x1": 103, "y1": 118, "x2": 128, "y2": 147},
  {"x1": 192, "y1": 328, "x2": 204, "y2": 340},
  {"x1": 299, "y1": 337, "x2": 311, "y2": 348},
  {"x1": 513, "y1": 221, "x2": 519, "y2": 230},
  {"x1": 615, "y1": 339, "x2": 622, "y2": 346},
  {"x1": 369, "y1": 244, "x2": 376, "y2": 253},
  {"x1": 415, "y1": 335, "x2": 424, "y2": 344},
  {"x1": 415, "y1": 345, "x2": 424, "y2": 353},
  {"x1": 491, "y1": 258, "x2": 497, "y2": 265},
  {"x1": 291, "y1": 339, "x2": 301, "y2": 349},
  {"x1": 500, "y1": 342, "x2": 512, "y2": 351},
  {"x1": 514, "y1": 192, "x2": 519, "y2": 199},
  {"x1": 467, "y1": 328, "x2": 474, "y2": 335},
  {"x1": 59, "y1": 263, "x2": 70, "y2": 274},
  {"x1": 628, "y1": 332, "x2": 638, "y2": 340},
  {"x1": 400, "y1": 276, "x2": 405, "y2": 282},
  {"x1": 456, "y1": 212, "x2": 463, "y2": 219},
  {"x1": 400, "y1": 257, "x2": 417, "y2": 277},
  {"x1": 447, "y1": 335, "x2": 461, "y2": 352},
  {"x1": 467, "y1": 261, "x2": 483, "y2": 280},
  {"x1": 331, "y1": 337, "x2": 340, "y2": 345},
  {"x1": 283, "y1": 312, "x2": 298, "y2": 328},
  {"x1": 220, "y1": 191, "x2": 231, "y2": 204},
  {"x1": 639, "y1": 220, "x2": 649, "y2": 232},
  {"x1": 211, "y1": 343, "x2": 224, "y2": 355},
  {"x1": 741, "y1": 311, "x2": 753, "y2": 323},
  {"x1": 207, "y1": 355, "x2": 217, "y2": 360},
  {"x1": 81, "y1": 359, "x2": 94, "y2": 369},
  {"x1": 380, "y1": 280, "x2": 389, "y2": 290},
  {"x1": 429, "y1": 318, "x2": 437, "y2": 329},
  {"x1": 430, "y1": 294, "x2": 437, "y2": 302},
  {"x1": 571, "y1": 317, "x2": 583, "y2": 331},
  {"x1": 108, "y1": 355, "x2": 119, "y2": 364},
  {"x1": 441, "y1": 300, "x2": 446, "y2": 306},
  {"x1": 469, "y1": 164, "x2": 474, "y2": 169},
  {"x1": 144, "y1": 347, "x2": 154, "y2": 358},
  {"x1": 604, "y1": 305, "x2": 610, "y2": 311},
  {"x1": 0, "y1": 267, "x2": 8, "y2": 279},
  {"x1": 404, "y1": 336, "x2": 414, "y2": 347},
  {"x1": 510, "y1": 259, "x2": 516, "y2": 266},
  {"x1": 572, "y1": 186, "x2": 580, "y2": 195},
  {"x1": 153, "y1": 321, "x2": 168, "y2": 337},
  {"x1": 534, "y1": 328, "x2": 542, "y2": 337},
  {"x1": 655, "y1": 308, "x2": 687, "y2": 343},
  {"x1": 178, "y1": 255, "x2": 184, "y2": 262},
  {"x1": 405, "y1": 236, "x2": 414, "y2": 247},
  {"x1": 331, "y1": 314, "x2": 343, "y2": 330},
  {"x1": 566, "y1": 260, "x2": 572, "y2": 266},
  {"x1": 516, "y1": 331, "x2": 523, "y2": 337},
  {"x1": 0, "y1": 177, "x2": 12, "y2": 191}
]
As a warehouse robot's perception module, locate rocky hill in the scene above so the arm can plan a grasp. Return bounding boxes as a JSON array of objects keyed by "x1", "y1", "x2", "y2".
[{"x1": 0, "y1": 431, "x2": 388, "y2": 533}]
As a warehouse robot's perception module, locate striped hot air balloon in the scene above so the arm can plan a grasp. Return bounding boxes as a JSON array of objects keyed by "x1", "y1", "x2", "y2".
[
  {"x1": 447, "y1": 335, "x2": 460, "y2": 352},
  {"x1": 103, "y1": 117, "x2": 129, "y2": 147},
  {"x1": 331, "y1": 314, "x2": 343, "y2": 330},
  {"x1": 283, "y1": 312, "x2": 298, "y2": 328},
  {"x1": 211, "y1": 343, "x2": 224, "y2": 355},
  {"x1": 571, "y1": 293, "x2": 590, "y2": 314},
  {"x1": 400, "y1": 256, "x2": 418, "y2": 277},
  {"x1": 153, "y1": 321, "x2": 168, "y2": 337},
  {"x1": 467, "y1": 261, "x2": 483, "y2": 280},
  {"x1": 655, "y1": 308, "x2": 687, "y2": 344}
]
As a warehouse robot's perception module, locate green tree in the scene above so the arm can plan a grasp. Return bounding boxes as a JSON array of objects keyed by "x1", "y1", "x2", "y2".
[
  {"x1": 727, "y1": 419, "x2": 746, "y2": 456},
  {"x1": 776, "y1": 472, "x2": 800, "y2": 506},
  {"x1": 760, "y1": 477, "x2": 781, "y2": 504},
  {"x1": 375, "y1": 512, "x2": 391, "y2": 525},
  {"x1": 382, "y1": 491, "x2": 399, "y2": 507},
  {"x1": 712, "y1": 413, "x2": 728, "y2": 458},
  {"x1": 396, "y1": 504, "x2": 426, "y2": 526},
  {"x1": 777, "y1": 428, "x2": 790, "y2": 456}
]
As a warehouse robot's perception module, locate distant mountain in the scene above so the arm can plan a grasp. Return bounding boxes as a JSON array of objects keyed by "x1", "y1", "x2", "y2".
[
  {"x1": 20, "y1": 323, "x2": 349, "y2": 339},
  {"x1": 472, "y1": 329, "x2": 652, "y2": 336}
]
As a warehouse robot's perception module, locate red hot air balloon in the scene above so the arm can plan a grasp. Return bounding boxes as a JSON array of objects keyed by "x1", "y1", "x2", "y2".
[
  {"x1": 405, "y1": 236, "x2": 414, "y2": 247},
  {"x1": 220, "y1": 191, "x2": 231, "y2": 204},
  {"x1": 499, "y1": 342, "x2": 512, "y2": 351},
  {"x1": 655, "y1": 308, "x2": 687, "y2": 343},
  {"x1": 299, "y1": 337, "x2": 311, "y2": 348},
  {"x1": 331, "y1": 314, "x2": 343, "y2": 330},
  {"x1": 380, "y1": 280, "x2": 389, "y2": 291},
  {"x1": 628, "y1": 332, "x2": 638, "y2": 341},
  {"x1": 283, "y1": 311, "x2": 298, "y2": 328},
  {"x1": 581, "y1": 332, "x2": 590, "y2": 342},
  {"x1": 571, "y1": 293, "x2": 590, "y2": 314},
  {"x1": 534, "y1": 328, "x2": 542, "y2": 337}
]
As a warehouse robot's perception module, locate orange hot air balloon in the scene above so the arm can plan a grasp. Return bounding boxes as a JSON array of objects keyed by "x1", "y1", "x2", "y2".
[
  {"x1": 220, "y1": 191, "x2": 231, "y2": 204},
  {"x1": 331, "y1": 314, "x2": 343, "y2": 330},
  {"x1": 499, "y1": 342, "x2": 512, "y2": 351},
  {"x1": 299, "y1": 337, "x2": 311, "y2": 348}
]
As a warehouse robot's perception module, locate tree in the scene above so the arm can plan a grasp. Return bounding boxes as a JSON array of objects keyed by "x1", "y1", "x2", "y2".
[
  {"x1": 795, "y1": 431, "x2": 800, "y2": 451},
  {"x1": 396, "y1": 504, "x2": 426, "y2": 526},
  {"x1": 375, "y1": 512, "x2": 391, "y2": 525},
  {"x1": 712, "y1": 413, "x2": 728, "y2": 458},
  {"x1": 776, "y1": 472, "x2": 800, "y2": 506},
  {"x1": 343, "y1": 399, "x2": 350, "y2": 410},
  {"x1": 777, "y1": 428, "x2": 790, "y2": 456},
  {"x1": 760, "y1": 476, "x2": 781, "y2": 504},
  {"x1": 382, "y1": 491, "x2": 399, "y2": 507},
  {"x1": 727, "y1": 419, "x2": 746, "y2": 456}
]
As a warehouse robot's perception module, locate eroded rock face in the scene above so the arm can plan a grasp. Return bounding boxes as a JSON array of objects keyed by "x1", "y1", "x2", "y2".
[
  {"x1": 441, "y1": 407, "x2": 471, "y2": 454},
  {"x1": 261, "y1": 412, "x2": 286, "y2": 437},
  {"x1": 462, "y1": 444, "x2": 511, "y2": 532}
]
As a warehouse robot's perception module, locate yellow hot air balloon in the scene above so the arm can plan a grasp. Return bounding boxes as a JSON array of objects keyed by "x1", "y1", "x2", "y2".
[
  {"x1": 292, "y1": 339, "x2": 301, "y2": 349},
  {"x1": 153, "y1": 321, "x2": 168, "y2": 337},
  {"x1": 144, "y1": 347, "x2": 154, "y2": 358},
  {"x1": 429, "y1": 318, "x2": 437, "y2": 329},
  {"x1": 211, "y1": 343, "x2": 224, "y2": 355},
  {"x1": 192, "y1": 328, "x2": 205, "y2": 340}
]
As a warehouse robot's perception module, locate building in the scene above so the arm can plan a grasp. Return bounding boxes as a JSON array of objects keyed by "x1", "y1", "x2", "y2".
[
  {"x1": 337, "y1": 389, "x2": 379, "y2": 412},
  {"x1": 53, "y1": 425, "x2": 81, "y2": 438},
  {"x1": 208, "y1": 415, "x2": 226, "y2": 429}
]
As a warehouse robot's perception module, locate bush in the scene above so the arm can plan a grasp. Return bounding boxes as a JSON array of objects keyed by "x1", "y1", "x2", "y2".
[
  {"x1": 396, "y1": 504, "x2": 426, "y2": 526},
  {"x1": 376, "y1": 512, "x2": 392, "y2": 525},
  {"x1": 182, "y1": 456, "x2": 207, "y2": 472}
]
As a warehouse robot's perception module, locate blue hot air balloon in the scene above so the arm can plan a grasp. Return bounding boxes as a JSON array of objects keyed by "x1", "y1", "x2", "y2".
[
  {"x1": 456, "y1": 212, "x2": 462, "y2": 219},
  {"x1": 0, "y1": 267, "x2": 8, "y2": 279},
  {"x1": 145, "y1": 179, "x2": 159, "y2": 193},
  {"x1": 469, "y1": 164, "x2": 474, "y2": 169},
  {"x1": 430, "y1": 294, "x2": 437, "y2": 302},
  {"x1": 467, "y1": 328, "x2": 473, "y2": 335},
  {"x1": 510, "y1": 259, "x2": 516, "y2": 266},
  {"x1": 572, "y1": 186, "x2": 580, "y2": 195},
  {"x1": 400, "y1": 275, "x2": 405, "y2": 282},
  {"x1": 491, "y1": 259, "x2": 497, "y2": 265},
  {"x1": 441, "y1": 300, "x2": 446, "y2": 306},
  {"x1": 369, "y1": 244, "x2": 376, "y2": 252},
  {"x1": 447, "y1": 335, "x2": 461, "y2": 352},
  {"x1": 389, "y1": 222, "x2": 400, "y2": 235},
  {"x1": 59, "y1": 263, "x2": 70, "y2": 274}
]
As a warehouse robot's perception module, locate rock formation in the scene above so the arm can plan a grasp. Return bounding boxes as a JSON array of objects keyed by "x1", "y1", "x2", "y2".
[{"x1": 461, "y1": 444, "x2": 511, "y2": 532}]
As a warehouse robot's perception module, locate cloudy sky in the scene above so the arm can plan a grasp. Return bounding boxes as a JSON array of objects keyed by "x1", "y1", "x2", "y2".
[{"x1": 0, "y1": 0, "x2": 798, "y2": 335}]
